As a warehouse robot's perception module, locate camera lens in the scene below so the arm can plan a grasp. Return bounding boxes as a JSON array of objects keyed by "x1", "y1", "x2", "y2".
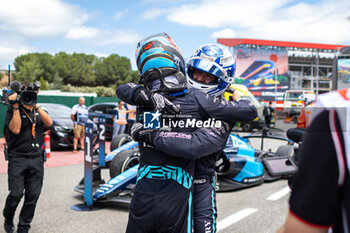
[
  {"x1": 23, "y1": 94, "x2": 31, "y2": 102},
  {"x1": 21, "y1": 91, "x2": 37, "y2": 105}
]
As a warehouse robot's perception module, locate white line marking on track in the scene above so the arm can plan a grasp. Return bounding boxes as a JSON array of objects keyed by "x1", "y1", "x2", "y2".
[
  {"x1": 266, "y1": 187, "x2": 290, "y2": 201},
  {"x1": 217, "y1": 208, "x2": 258, "y2": 232}
]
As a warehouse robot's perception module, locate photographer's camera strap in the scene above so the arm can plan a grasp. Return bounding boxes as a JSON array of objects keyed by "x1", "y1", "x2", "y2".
[{"x1": 22, "y1": 107, "x2": 37, "y2": 139}]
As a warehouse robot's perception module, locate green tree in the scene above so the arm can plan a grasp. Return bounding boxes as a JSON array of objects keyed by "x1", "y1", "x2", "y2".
[
  {"x1": 95, "y1": 54, "x2": 134, "y2": 86},
  {"x1": 52, "y1": 71, "x2": 63, "y2": 89},
  {"x1": 73, "y1": 53, "x2": 96, "y2": 86},
  {"x1": 53, "y1": 52, "x2": 72, "y2": 85},
  {"x1": 13, "y1": 52, "x2": 137, "y2": 89},
  {"x1": 36, "y1": 53, "x2": 55, "y2": 82},
  {"x1": 13, "y1": 55, "x2": 44, "y2": 83},
  {"x1": 54, "y1": 52, "x2": 97, "y2": 86},
  {"x1": 14, "y1": 53, "x2": 54, "y2": 83},
  {"x1": 39, "y1": 76, "x2": 48, "y2": 90},
  {"x1": 131, "y1": 70, "x2": 140, "y2": 83}
]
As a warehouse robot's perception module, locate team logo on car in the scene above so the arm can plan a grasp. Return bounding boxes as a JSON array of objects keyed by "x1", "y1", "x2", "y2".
[{"x1": 143, "y1": 111, "x2": 161, "y2": 129}]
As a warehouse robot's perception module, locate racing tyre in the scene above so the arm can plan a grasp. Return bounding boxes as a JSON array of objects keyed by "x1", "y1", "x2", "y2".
[
  {"x1": 109, "y1": 150, "x2": 140, "y2": 178},
  {"x1": 110, "y1": 133, "x2": 133, "y2": 151},
  {"x1": 242, "y1": 122, "x2": 254, "y2": 132},
  {"x1": 275, "y1": 145, "x2": 294, "y2": 158}
]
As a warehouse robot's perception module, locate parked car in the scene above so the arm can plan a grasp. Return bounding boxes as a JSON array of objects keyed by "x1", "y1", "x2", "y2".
[
  {"x1": 88, "y1": 102, "x2": 118, "y2": 140},
  {"x1": 40, "y1": 103, "x2": 98, "y2": 150}
]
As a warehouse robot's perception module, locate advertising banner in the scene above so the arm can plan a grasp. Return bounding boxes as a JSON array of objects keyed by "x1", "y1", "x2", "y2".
[
  {"x1": 233, "y1": 47, "x2": 289, "y2": 101},
  {"x1": 337, "y1": 59, "x2": 350, "y2": 89}
]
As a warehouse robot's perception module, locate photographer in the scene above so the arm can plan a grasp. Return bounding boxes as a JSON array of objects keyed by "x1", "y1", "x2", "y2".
[{"x1": 3, "y1": 85, "x2": 52, "y2": 233}]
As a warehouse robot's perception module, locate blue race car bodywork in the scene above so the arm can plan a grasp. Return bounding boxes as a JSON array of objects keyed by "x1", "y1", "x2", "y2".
[
  {"x1": 105, "y1": 141, "x2": 138, "y2": 163},
  {"x1": 75, "y1": 131, "x2": 296, "y2": 204},
  {"x1": 93, "y1": 165, "x2": 138, "y2": 203},
  {"x1": 216, "y1": 133, "x2": 264, "y2": 191}
]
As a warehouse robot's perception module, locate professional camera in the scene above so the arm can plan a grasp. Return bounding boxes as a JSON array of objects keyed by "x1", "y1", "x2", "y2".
[{"x1": 1, "y1": 80, "x2": 40, "y2": 106}]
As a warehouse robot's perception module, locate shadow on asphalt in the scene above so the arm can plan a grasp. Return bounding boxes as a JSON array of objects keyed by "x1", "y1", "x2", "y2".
[{"x1": 71, "y1": 194, "x2": 130, "y2": 212}]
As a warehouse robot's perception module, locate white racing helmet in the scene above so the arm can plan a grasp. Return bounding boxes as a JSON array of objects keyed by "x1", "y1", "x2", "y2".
[{"x1": 186, "y1": 43, "x2": 236, "y2": 97}]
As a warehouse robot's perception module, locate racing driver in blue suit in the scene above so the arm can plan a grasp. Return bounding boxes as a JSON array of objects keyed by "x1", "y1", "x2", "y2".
[
  {"x1": 126, "y1": 43, "x2": 253, "y2": 233},
  {"x1": 116, "y1": 34, "x2": 257, "y2": 233}
]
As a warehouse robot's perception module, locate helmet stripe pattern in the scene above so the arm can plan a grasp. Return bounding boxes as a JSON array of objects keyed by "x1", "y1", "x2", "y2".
[
  {"x1": 186, "y1": 43, "x2": 236, "y2": 97},
  {"x1": 135, "y1": 32, "x2": 186, "y2": 92}
]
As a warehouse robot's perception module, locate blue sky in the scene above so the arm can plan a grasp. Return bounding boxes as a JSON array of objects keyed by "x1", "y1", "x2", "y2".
[{"x1": 0, "y1": 0, "x2": 349, "y2": 71}]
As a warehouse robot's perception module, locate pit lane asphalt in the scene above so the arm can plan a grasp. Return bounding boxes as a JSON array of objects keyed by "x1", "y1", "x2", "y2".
[{"x1": 0, "y1": 119, "x2": 296, "y2": 233}]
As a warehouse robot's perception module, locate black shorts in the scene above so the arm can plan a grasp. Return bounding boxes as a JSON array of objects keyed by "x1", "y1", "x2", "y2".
[{"x1": 126, "y1": 190, "x2": 193, "y2": 233}]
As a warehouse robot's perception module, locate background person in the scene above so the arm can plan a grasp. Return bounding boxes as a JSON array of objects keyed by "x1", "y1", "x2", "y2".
[
  {"x1": 263, "y1": 101, "x2": 274, "y2": 128},
  {"x1": 297, "y1": 94, "x2": 316, "y2": 128},
  {"x1": 125, "y1": 104, "x2": 136, "y2": 134},
  {"x1": 278, "y1": 88, "x2": 350, "y2": 233},
  {"x1": 3, "y1": 90, "x2": 52, "y2": 233},
  {"x1": 70, "y1": 97, "x2": 88, "y2": 153},
  {"x1": 112, "y1": 101, "x2": 128, "y2": 138}
]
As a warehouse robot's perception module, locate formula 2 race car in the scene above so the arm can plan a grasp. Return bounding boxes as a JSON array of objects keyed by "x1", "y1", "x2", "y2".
[{"x1": 74, "y1": 128, "x2": 297, "y2": 205}]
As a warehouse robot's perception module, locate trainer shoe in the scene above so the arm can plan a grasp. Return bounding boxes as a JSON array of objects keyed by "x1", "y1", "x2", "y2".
[{"x1": 4, "y1": 219, "x2": 14, "y2": 233}]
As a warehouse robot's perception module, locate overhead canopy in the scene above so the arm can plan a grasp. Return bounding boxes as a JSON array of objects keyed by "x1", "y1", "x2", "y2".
[{"x1": 217, "y1": 38, "x2": 348, "y2": 52}]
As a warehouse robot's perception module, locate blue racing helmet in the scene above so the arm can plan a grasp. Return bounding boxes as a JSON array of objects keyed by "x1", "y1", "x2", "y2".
[
  {"x1": 187, "y1": 43, "x2": 236, "y2": 97},
  {"x1": 135, "y1": 32, "x2": 186, "y2": 92}
]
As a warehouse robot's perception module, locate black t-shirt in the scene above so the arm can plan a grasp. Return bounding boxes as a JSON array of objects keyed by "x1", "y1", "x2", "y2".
[
  {"x1": 289, "y1": 109, "x2": 350, "y2": 232},
  {"x1": 263, "y1": 106, "x2": 274, "y2": 117},
  {"x1": 4, "y1": 106, "x2": 45, "y2": 157}
]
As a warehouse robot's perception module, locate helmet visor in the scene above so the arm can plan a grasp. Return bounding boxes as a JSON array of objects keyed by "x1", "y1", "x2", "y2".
[
  {"x1": 151, "y1": 71, "x2": 186, "y2": 92},
  {"x1": 188, "y1": 57, "x2": 228, "y2": 83}
]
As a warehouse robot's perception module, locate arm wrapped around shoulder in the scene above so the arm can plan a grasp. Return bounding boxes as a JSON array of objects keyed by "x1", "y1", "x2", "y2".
[{"x1": 132, "y1": 87, "x2": 181, "y2": 115}]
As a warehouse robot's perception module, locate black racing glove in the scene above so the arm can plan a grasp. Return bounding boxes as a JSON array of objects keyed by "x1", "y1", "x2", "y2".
[
  {"x1": 215, "y1": 151, "x2": 230, "y2": 173},
  {"x1": 130, "y1": 123, "x2": 157, "y2": 146},
  {"x1": 132, "y1": 87, "x2": 181, "y2": 115}
]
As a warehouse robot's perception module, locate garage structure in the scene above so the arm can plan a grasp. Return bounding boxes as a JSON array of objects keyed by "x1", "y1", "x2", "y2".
[{"x1": 217, "y1": 38, "x2": 348, "y2": 98}]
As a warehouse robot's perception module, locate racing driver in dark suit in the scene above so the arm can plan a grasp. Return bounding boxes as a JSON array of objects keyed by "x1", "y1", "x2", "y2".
[{"x1": 117, "y1": 34, "x2": 257, "y2": 233}]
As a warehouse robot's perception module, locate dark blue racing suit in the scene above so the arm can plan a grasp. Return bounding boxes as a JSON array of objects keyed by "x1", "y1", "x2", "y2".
[
  {"x1": 151, "y1": 117, "x2": 235, "y2": 233},
  {"x1": 116, "y1": 83, "x2": 257, "y2": 233},
  {"x1": 151, "y1": 96, "x2": 255, "y2": 233}
]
